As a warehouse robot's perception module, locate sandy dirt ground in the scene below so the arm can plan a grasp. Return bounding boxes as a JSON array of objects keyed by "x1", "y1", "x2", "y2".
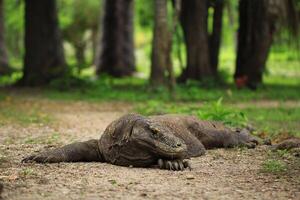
[{"x1": 0, "y1": 99, "x2": 299, "y2": 200}]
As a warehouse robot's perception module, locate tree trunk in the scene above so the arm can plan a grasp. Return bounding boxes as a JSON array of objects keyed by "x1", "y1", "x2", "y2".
[
  {"x1": 19, "y1": 0, "x2": 66, "y2": 86},
  {"x1": 179, "y1": 0, "x2": 212, "y2": 82},
  {"x1": 96, "y1": 0, "x2": 135, "y2": 77},
  {"x1": 74, "y1": 41, "x2": 86, "y2": 74},
  {"x1": 150, "y1": 0, "x2": 172, "y2": 87},
  {"x1": 0, "y1": 0, "x2": 11, "y2": 75},
  {"x1": 209, "y1": 0, "x2": 224, "y2": 75},
  {"x1": 235, "y1": 0, "x2": 275, "y2": 89}
]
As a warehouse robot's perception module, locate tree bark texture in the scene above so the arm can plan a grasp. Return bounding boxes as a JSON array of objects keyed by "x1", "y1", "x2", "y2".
[
  {"x1": 235, "y1": 0, "x2": 275, "y2": 89},
  {"x1": 150, "y1": 0, "x2": 172, "y2": 87},
  {"x1": 179, "y1": 0, "x2": 212, "y2": 82},
  {"x1": 20, "y1": 0, "x2": 66, "y2": 86},
  {"x1": 96, "y1": 0, "x2": 135, "y2": 77}
]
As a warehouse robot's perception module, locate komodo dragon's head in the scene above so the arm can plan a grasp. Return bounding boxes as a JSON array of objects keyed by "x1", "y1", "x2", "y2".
[{"x1": 131, "y1": 119, "x2": 188, "y2": 159}]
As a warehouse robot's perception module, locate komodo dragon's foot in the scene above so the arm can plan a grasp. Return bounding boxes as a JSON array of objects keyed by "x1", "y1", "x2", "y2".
[
  {"x1": 157, "y1": 159, "x2": 191, "y2": 171},
  {"x1": 22, "y1": 152, "x2": 66, "y2": 163}
]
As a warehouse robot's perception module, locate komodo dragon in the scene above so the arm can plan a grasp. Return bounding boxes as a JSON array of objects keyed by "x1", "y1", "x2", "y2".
[{"x1": 23, "y1": 114, "x2": 259, "y2": 170}]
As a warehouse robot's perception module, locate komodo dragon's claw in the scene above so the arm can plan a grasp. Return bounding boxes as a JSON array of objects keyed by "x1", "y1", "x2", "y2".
[{"x1": 157, "y1": 159, "x2": 191, "y2": 171}]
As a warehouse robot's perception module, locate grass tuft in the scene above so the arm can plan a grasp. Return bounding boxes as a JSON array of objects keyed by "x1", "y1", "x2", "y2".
[{"x1": 261, "y1": 159, "x2": 287, "y2": 173}]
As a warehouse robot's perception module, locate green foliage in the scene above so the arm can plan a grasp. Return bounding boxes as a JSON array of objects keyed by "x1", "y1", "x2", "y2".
[
  {"x1": 135, "y1": 0, "x2": 154, "y2": 29},
  {"x1": 58, "y1": 0, "x2": 101, "y2": 29},
  {"x1": 0, "y1": 72, "x2": 22, "y2": 86},
  {"x1": 58, "y1": 0, "x2": 101, "y2": 70},
  {"x1": 197, "y1": 97, "x2": 248, "y2": 127},
  {"x1": 262, "y1": 159, "x2": 287, "y2": 173},
  {"x1": 4, "y1": 0, "x2": 24, "y2": 65}
]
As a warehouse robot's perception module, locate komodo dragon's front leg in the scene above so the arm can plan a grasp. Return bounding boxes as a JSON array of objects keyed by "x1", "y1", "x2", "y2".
[{"x1": 22, "y1": 139, "x2": 104, "y2": 163}]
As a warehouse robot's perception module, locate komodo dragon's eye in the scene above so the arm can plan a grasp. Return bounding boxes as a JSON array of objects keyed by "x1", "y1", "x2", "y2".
[
  {"x1": 148, "y1": 123, "x2": 161, "y2": 138},
  {"x1": 153, "y1": 129, "x2": 159, "y2": 136},
  {"x1": 150, "y1": 127, "x2": 159, "y2": 138}
]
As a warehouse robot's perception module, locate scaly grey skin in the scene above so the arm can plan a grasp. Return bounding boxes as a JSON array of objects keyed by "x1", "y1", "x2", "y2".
[{"x1": 22, "y1": 114, "x2": 259, "y2": 171}]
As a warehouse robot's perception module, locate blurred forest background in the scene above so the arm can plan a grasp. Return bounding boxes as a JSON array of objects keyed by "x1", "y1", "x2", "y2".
[
  {"x1": 1, "y1": 1, "x2": 300, "y2": 199},
  {"x1": 0, "y1": 0, "x2": 300, "y2": 138}
]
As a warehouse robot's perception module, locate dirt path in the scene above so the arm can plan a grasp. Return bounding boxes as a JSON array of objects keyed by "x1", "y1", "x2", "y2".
[{"x1": 0, "y1": 99, "x2": 299, "y2": 200}]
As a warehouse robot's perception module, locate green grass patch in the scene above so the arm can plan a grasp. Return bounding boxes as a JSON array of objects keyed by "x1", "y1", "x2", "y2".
[
  {"x1": 0, "y1": 106, "x2": 52, "y2": 126},
  {"x1": 9, "y1": 76, "x2": 297, "y2": 103},
  {"x1": 261, "y1": 148, "x2": 299, "y2": 174},
  {"x1": 262, "y1": 159, "x2": 287, "y2": 173},
  {"x1": 244, "y1": 107, "x2": 300, "y2": 138}
]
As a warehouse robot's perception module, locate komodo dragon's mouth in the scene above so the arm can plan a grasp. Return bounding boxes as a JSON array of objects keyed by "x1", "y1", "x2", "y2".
[{"x1": 138, "y1": 139, "x2": 188, "y2": 159}]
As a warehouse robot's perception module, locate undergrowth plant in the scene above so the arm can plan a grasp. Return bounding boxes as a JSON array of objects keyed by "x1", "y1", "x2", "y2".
[{"x1": 196, "y1": 97, "x2": 248, "y2": 127}]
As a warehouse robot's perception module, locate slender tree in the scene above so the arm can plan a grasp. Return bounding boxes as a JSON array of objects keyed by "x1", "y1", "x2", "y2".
[
  {"x1": 0, "y1": 0, "x2": 12, "y2": 75},
  {"x1": 209, "y1": 0, "x2": 224, "y2": 75},
  {"x1": 179, "y1": 0, "x2": 212, "y2": 82},
  {"x1": 150, "y1": 0, "x2": 172, "y2": 87},
  {"x1": 96, "y1": 0, "x2": 135, "y2": 77},
  {"x1": 19, "y1": 0, "x2": 66, "y2": 86}
]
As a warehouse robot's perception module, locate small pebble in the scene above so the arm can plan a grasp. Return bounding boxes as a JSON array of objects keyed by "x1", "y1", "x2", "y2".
[
  {"x1": 186, "y1": 175, "x2": 195, "y2": 180},
  {"x1": 140, "y1": 193, "x2": 147, "y2": 197}
]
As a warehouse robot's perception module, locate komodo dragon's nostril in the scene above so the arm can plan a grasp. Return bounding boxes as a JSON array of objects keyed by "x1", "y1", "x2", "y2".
[{"x1": 177, "y1": 143, "x2": 182, "y2": 147}]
